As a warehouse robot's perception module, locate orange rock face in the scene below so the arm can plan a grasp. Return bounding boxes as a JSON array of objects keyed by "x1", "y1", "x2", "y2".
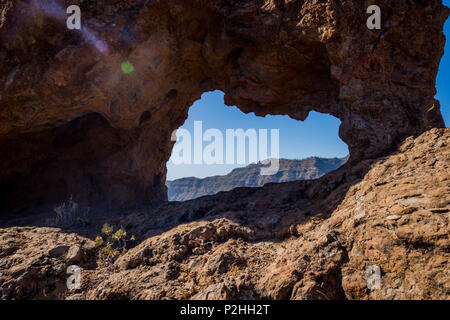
[{"x1": 0, "y1": 1, "x2": 448, "y2": 212}]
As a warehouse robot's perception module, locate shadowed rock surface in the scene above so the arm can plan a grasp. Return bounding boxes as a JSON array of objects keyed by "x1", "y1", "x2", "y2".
[
  {"x1": 167, "y1": 157, "x2": 348, "y2": 201},
  {"x1": 0, "y1": 128, "x2": 448, "y2": 300},
  {"x1": 0, "y1": 0, "x2": 448, "y2": 212}
]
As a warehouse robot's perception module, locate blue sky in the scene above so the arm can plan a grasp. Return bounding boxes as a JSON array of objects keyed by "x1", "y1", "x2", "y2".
[
  {"x1": 167, "y1": 7, "x2": 450, "y2": 180},
  {"x1": 166, "y1": 93, "x2": 348, "y2": 180}
]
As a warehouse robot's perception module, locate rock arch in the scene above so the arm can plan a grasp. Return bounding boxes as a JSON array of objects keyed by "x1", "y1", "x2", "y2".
[{"x1": 0, "y1": 0, "x2": 448, "y2": 212}]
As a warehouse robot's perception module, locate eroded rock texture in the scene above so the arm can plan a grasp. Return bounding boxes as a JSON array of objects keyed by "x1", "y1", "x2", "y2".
[
  {"x1": 0, "y1": 0, "x2": 448, "y2": 211},
  {"x1": 1, "y1": 128, "x2": 448, "y2": 300}
]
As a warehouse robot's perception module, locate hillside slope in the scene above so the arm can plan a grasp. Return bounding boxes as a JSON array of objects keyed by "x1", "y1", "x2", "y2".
[{"x1": 167, "y1": 157, "x2": 348, "y2": 201}]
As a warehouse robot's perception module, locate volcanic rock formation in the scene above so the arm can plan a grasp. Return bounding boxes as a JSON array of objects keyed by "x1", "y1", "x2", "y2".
[
  {"x1": 0, "y1": 0, "x2": 448, "y2": 212},
  {"x1": 0, "y1": 128, "x2": 448, "y2": 300}
]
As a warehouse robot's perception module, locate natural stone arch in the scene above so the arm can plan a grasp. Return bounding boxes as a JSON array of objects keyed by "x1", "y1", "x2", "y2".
[{"x1": 0, "y1": 0, "x2": 448, "y2": 213}]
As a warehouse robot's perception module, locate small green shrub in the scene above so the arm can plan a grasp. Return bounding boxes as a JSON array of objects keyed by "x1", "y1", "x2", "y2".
[{"x1": 95, "y1": 224, "x2": 135, "y2": 273}]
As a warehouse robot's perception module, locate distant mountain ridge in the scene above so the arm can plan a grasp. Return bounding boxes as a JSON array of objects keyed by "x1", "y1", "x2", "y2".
[{"x1": 166, "y1": 157, "x2": 348, "y2": 201}]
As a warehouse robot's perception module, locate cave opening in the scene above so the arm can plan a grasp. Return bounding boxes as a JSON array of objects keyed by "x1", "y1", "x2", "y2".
[{"x1": 165, "y1": 90, "x2": 349, "y2": 202}]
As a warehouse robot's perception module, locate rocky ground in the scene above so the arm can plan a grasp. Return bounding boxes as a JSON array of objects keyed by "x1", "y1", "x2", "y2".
[{"x1": 0, "y1": 128, "x2": 448, "y2": 300}]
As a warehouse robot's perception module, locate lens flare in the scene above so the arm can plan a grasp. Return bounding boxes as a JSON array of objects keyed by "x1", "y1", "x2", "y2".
[
  {"x1": 121, "y1": 61, "x2": 135, "y2": 74},
  {"x1": 94, "y1": 40, "x2": 109, "y2": 54},
  {"x1": 36, "y1": 0, "x2": 109, "y2": 54}
]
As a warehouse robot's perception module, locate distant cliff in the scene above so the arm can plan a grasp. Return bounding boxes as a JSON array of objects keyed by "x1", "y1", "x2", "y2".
[{"x1": 166, "y1": 157, "x2": 348, "y2": 201}]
